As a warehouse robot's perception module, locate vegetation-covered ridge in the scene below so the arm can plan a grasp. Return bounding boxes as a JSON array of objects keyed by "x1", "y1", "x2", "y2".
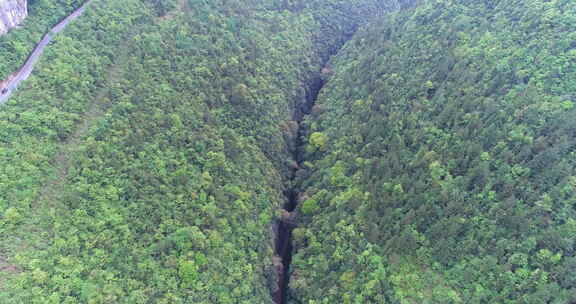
[
  {"x1": 2, "y1": 0, "x2": 576, "y2": 303},
  {"x1": 0, "y1": 0, "x2": 389, "y2": 303},
  {"x1": 291, "y1": 0, "x2": 576, "y2": 303}
]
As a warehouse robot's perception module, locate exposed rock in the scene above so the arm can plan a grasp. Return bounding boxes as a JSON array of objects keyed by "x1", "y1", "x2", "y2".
[
  {"x1": 280, "y1": 209, "x2": 297, "y2": 226},
  {"x1": 272, "y1": 255, "x2": 284, "y2": 303},
  {"x1": 0, "y1": 0, "x2": 27, "y2": 36}
]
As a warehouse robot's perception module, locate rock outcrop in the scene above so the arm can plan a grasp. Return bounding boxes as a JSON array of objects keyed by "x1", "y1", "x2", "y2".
[{"x1": 0, "y1": 0, "x2": 27, "y2": 35}]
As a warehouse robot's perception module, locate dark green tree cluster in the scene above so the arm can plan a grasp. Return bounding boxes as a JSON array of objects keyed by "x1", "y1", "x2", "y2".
[{"x1": 291, "y1": 0, "x2": 576, "y2": 303}]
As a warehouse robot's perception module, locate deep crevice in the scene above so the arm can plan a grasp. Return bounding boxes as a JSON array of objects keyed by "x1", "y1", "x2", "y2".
[
  {"x1": 271, "y1": 24, "x2": 359, "y2": 304},
  {"x1": 272, "y1": 61, "x2": 334, "y2": 304}
]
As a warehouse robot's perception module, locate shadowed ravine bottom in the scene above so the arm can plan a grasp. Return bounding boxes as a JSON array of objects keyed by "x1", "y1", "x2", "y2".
[{"x1": 273, "y1": 73, "x2": 326, "y2": 304}]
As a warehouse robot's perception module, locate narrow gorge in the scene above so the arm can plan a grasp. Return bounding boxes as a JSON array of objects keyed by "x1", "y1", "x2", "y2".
[
  {"x1": 4, "y1": 1, "x2": 572, "y2": 303},
  {"x1": 270, "y1": 4, "x2": 414, "y2": 301},
  {"x1": 273, "y1": 48, "x2": 342, "y2": 303},
  {"x1": 273, "y1": 72, "x2": 327, "y2": 304}
]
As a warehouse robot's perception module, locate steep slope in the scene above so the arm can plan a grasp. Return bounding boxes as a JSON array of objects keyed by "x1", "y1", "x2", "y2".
[
  {"x1": 0, "y1": 0, "x2": 385, "y2": 303},
  {"x1": 291, "y1": 0, "x2": 576, "y2": 303},
  {"x1": 4, "y1": 0, "x2": 575, "y2": 303}
]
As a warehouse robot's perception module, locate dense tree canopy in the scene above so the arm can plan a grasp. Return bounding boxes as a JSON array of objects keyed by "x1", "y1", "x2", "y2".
[
  {"x1": 0, "y1": 0, "x2": 385, "y2": 302},
  {"x1": 291, "y1": 0, "x2": 576, "y2": 303},
  {"x1": 1, "y1": 0, "x2": 575, "y2": 303}
]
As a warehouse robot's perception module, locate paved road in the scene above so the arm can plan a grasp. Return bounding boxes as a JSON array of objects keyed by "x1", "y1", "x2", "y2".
[{"x1": 0, "y1": 0, "x2": 92, "y2": 105}]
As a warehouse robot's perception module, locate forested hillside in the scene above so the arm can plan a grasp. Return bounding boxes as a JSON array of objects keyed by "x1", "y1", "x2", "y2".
[
  {"x1": 0, "y1": 0, "x2": 384, "y2": 303},
  {"x1": 2, "y1": 0, "x2": 576, "y2": 303},
  {"x1": 291, "y1": 0, "x2": 576, "y2": 303}
]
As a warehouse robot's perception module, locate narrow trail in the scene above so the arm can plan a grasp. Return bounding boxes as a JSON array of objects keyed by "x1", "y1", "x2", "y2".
[
  {"x1": 0, "y1": 0, "x2": 93, "y2": 105},
  {"x1": 1, "y1": 0, "x2": 189, "y2": 289},
  {"x1": 35, "y1": 0, "x2": 189, "y2": 214},
  {"x1": 33, "y1": 0, "x2": 190, "y2": 233},
  {"x1": 34, "y1": 51, "x2": 125, "y2": 214},
  {"x1": 0, "y1": 0, "x2": 95, "y2": 290},
  {"x1": 16, "y1": 65, "x2": 121, "y2": 275},
  {"x1": 0, "y1": 20, "x2": 128, "y2": 294}
]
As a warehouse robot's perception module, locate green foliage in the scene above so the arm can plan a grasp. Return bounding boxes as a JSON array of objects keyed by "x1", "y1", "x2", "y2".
[
  {"x1": 309, "y1": 131, "x2": 328, "y2": 151},
  {"x1": 290, "y1": 0, "x2": 576, "y2": 303},
  {"x1": 301, "y1": 198, "x2": 319, "y2": 215},
  {"x1": 0, "y1": 0, "x2": 385, "y2": 302},
  {"x1": 3, "y1": 0, "x2": 575, "y2": 303},
  {"x1": 178, "y1": 260, "x2": 199, "y2": 287}
]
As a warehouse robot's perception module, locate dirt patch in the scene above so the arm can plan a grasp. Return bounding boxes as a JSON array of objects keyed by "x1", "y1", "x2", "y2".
[{"x1": 0, "y1": 254, "x2": 21, "y2": 289}]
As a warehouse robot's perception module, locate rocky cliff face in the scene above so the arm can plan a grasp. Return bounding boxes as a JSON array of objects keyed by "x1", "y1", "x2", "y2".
[{"x1": 0, "y1": 0, "x2": 27, "y2": 35}]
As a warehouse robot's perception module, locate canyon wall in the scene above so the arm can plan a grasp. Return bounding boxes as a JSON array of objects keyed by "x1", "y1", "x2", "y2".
[{"x1": 0, "y1": 0, "x2": 27, "y2": 35}]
